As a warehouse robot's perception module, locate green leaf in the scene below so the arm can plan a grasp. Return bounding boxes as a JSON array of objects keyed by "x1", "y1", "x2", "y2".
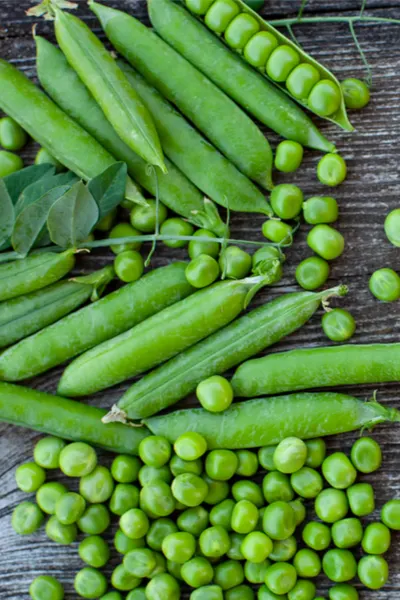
[
  {"x1": 11, "y1": 184, "x2": 71, "y2": 256},
  {"x1": 88, "y1": 162, "x2": 128, "y2": 220},
  {"x1": 3, "y1": 164, "x2": 55, "y2": 204},
  {"x1": 47, "y1": 181, "x2": 99, "y2": 248},
  {"x1": 0, "y1": 180, "x2": 15, "y2": 247},
  {"x1": 15, "y1": 171, "x2": 78, "y2": 216}
]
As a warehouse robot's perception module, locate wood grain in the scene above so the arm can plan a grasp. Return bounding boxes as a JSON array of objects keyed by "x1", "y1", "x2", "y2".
[{"x1": 0, "y1": 0, "x2": 399, "y2": 598}]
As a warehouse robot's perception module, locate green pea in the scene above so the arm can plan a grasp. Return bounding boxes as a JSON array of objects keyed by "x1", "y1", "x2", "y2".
[
  {"x1": 46, "y1": 515, "x2": 77, "y2": 545},
  {"x1": 322, "y1": 309, "x2": 356, "y2": 342},
  {"x1": 130, "y1": 200, "x2": 168, "y2": 233},
  {"x1": 258, "y1": 584, "x2": 288, "y2": 599},
  {"x1": 145, "y1": 519, "x2": 177, "y2": 552},
  {"x1": 252, "y1": 246, "x2": 283, "y2": 277},
  {"x1": 232, "y1": 480, "x2": 264, "y2": 507},
  {"x1": 329, "y1": 584, "x2": 359, "y2": 600},
  {"x1": 290, "y1": 467, "x2": 323, "y2": 499},
  {"x1": 269, "y1": 536, "x2": 297, "y2": 562},
  {"x1": 0, "y1": 150, "x2": 23, "y2": 176},
  {"x1": 273, "y1": 437, "x2": 307, "y2": 474},
  {"x1": 244, "y1": 31, "x2": 278, "y2": 67},
  {"x1": 305, "y1": 438, "x2": 326, "y2": 468},
  {"x1": 204, "y1": 0, "x2": 240, "y2": 34},
  {"x1": 206, "y1": 449, "x2": 238, "y2": 481},
  {"x1": 160, "y1": 217, "x2": 194, "y2": 248},
  {"x1": 162, "y1": 531, "x2": 196, "y2": 563},
  {"x1": 29, "y1": 576, "x2": 64, "y2": 600},
  {"x1": 295, "y1": 256, "x2": 330, "y2": 291},
  {"x1": 185, "y1": 254, "x2": 220, "y2": 288},
  {"x1": 236, "y1": 450, "x2": 259, "y2": 477},
  {"x1": 79, "y1": 535, "x2": 110, "y2": 568},
  {"x1": 231, "y1": 499, "x2": 259, "y2": 534},
  {"x1": 358, "y1": 555, "x2": 389, "y2": 590},
  {"x1": 186, "y1": 0, "x2": 214, "y2": 14},
  {"x1": 286, "y1": 63, "x2": 321, "y2": 100},
  {"x1": 114, "y1": 250, "x2": 144, "y2": 283},
  {"x1": 111, "y1": 564, "x2": 141, "y2": 592},
  {"x1": 219, "y1": 246, "x2": 252, "y2": 280},
  {"x1": 115, "y1": 529, "x2": 146, "y2": 555},
  {"x1": 188, "y1": 229, "x2": 220, "y2": 259},
  {"x1": 384, "y1": 208, "x2": 400, "y2": 247},
  {"x1": 15, "y1": 462, "x2": 46, "y2": 493},
  {"x1": 288, "y1": 580, "x2": 316, "y2": 600},
  {"x1": 102, "y1": 593, "x2": 125, "y2": 600},
  {"x1": 181, "y1": 556, "x2": 214, "y2": 588},
  {"x1": 167, "y1": 560, "x2": 183, "y2": 581},
  {"x1": 381, "y1": 499, "x2": 400, "y2": 530},
  {"x1": 140, "y1": 481, "x2": 176, "y2": 517},
  {"x1": 307, "y1": 224, "x2": 345, "y2": 260},
  {"x1": 120, "y1": 508, "x2": 149, "y2": 539},
  {"x1": 34, "y1": 437, "x2": 66, "y2": 470},
  {"x1": 171, "y1": 472, "x2": 208, "y2": 507},
  {"x1": 95, "y1": 209, "x2": 117, "y2": 232},
  {"x1": 36, "y1": 482, "x2": 67, "y2": 515},
  {"x1": 110, "y1": 484, "x2": 140, "y2": 516},
  {"x1": 262, "y1": 219, "x2": 293, "y2": 244},
  {"x1": 350, "y1": 437, "x2": 382, "y2": 473},
  {"x1": 267, "y1": 45, "x2": 300, "y2": 83},
  {"x1": 262, "y1": 501, "x2": 296, "y2": 540},
  {"x1": 170, "y1": 456, "x2": 203, "y2": 477},
  {"x1": 227, "y1": 532, "x2": 245, "y2": 560},
  {"x1": 138, "y1": 465, "x2": 172, "y2": 486},
  {"x1": 139, "y1": 436, "x2": 171, "y2": 468},
  {"x1": 59, "y1": 442, "x2": 97, "y2": 478},
  {"x1": 303, "y1": 196, "x2": 339, "y2": 225},
  {"x1": 317, "y1": 154, "x2": 347, "y2": 187},
  {"x1": 315, "y1": 488, "x2": 348, "y2": 523},
  {"x1": 174, "y1": 432, "x2": 208, "y2": 461},
  {"x1": 347, "y1": 483, "x2": 375, "y2": 517},
  {"x1": 308, "y1": 80, "x2": 341, "y2": 116},
  {"x1": 214, "y1": 560, "x2": 244, "y2": 590},
  {"x1": 289, "y1": 499, "x2": 306, "y2": 527},
  {"x1": 209, "y1": 499, "x2": 234, "y2": 530},
  {"x1": 203, "y1": 475, "x2": 230, "y2": 505},
  {"x1": 293, "y1": 548, "x2": 321, "y2": 578},
  {"x1": 110, "y1": 223, "x2": 142, "y2": 254},
  {"x1": 225, "y1": 14, "x2": 260, "y2": 50},
  {"x1": 12, "y1": 501, "x2": 44, "y2": 535},
  {"x1": 111, "y1": 455, "x2": 141, "y2": 483},
  {"x1": 369, "y1": 268, "x2": 400, "y2": 302},
  {"x1": 332, "y1": 518, "x2": 363, "y2": 549},
  {"x1": 190, "y1": 585, "x2": 223, "y2": 600},
  {"x1": 34, "y1": 147, "x2": 63, "y2": 171},
  {"x1": 302, "y1": 521, "x2": 331, "y2": 551},
  {"x1": 322, "y1": 452, "x2": 357, "y2": 489},
  {"x1": 78, "y1": 504, "x2": 110, "y2": 535},
  {"x1": 270, "y1": 184, "x2": 304, "y2": 219},
  {"x1": 177, "y1": 506, "x2": 209, "y2": 536},
  {"x1": 244, "y1": 559, "x2": 271, "y2": 584},
  {"x1": 148, "y1": 552, "x2": 167, "y2": 578},
  {"x1": 197, "y1": 375, "x2": 234, "y2": 412},
  {"x1": 226, "y1": 584, "x2": 254, "y2": 600},
  {"x1": 55, "y1": 492, "x2": 86, "y2": 525},
  {"x1": 265, "y1": 562, "x2": 297, "y2": 595},
  {"x1": 274, "y1": 141, "x2": 304, "y2": 173},
  {"x1": 258, "y1": 446, "x2": 277, "y2": 471},
  {"x1": 199, "y1": 525, "x2": 231, "y2": 558},
  {"x1": 241, "y1": 531, "x2": 273, "y2": 562},
  {"x1": 262, "y1": 471, "x2": 294, "y2": 503},
  {"x1": 124, "y1": 547, "x2": 157, "y2": 578},
  {"x1": 362, "y1": 522, "x2": 391, "y2": 555},
  {"x1": 146, "y1": 573, "x2": 180, "y2": 600},
  {"x1": 80, "y1": 466, "x2": 114, "y2": 503},
  {"x1": 322, "y1": 549, "x2": 357, "y2": 583},
  {"x1": 341, "y1": 78, "x2": 370, "y2": 110}
]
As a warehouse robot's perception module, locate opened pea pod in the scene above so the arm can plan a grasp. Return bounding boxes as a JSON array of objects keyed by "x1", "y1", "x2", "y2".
[{"x1": 183, "y1": 0, "x2": 353, "y2": 131}]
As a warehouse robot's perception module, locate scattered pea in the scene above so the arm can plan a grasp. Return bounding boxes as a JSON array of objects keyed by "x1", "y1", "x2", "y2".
[
  {"x1": 264, "y1": 562, "x2": 298, "y2": 595},
  {"x1": 79, "y1": 535, "x2": 110, "y2": 568},
  {"x1": 274, "y1": 141, "x2": 304, "y2": 173},
  {"x1": 34, "y1": 437, "x2": 66, "y2": 470},
  {"x1": 381, "y1": 499, "x2": 400, "y2": 530},
  {"x1": 331, "y1": 517, "x2": 363, "y2": 549},
  {"x1": 307, "y1": 224, "x2": 345, "y2": 260},
  {"x1": 80, "y1": 466, "x2": 114, "y2": 503},
  {"x1": 262, "y1": 219, "x2": 293, "y2": 244},
  {"x1": 302, "y1": 521, "x2": 331, "y2": 551},
  {"x1": 369, "y1": 268, "x2": 400, "y2": 302},
  {"x1": 362, "y1": 522, "x2": 391, "y2": 555},
  {"x1": 347, "y1": 483, "x2": 375, "y2": 517},
  {"x1": 295, "y1": 256, "x2": 330, "y2": 290},
  {"x1": 317, "y1": 154, "x2": 347, "y2": 187},
  {"x1": 185, "y1": 254, "x2": 220, "y2": 288},
  {"x1": 114, "y1": 250, "x2": 144, "y2": 283},
  {"x1": 351, "y1": 437, "x2": 382, "y2": 473},
  {"x1": 110, "y1": 223, "x2": 142, "y2": 254},
  {"x1": 12, "y1": 501, "x2": 44, "y2": 535},
  {"x1": 78, "y1": 504, "x2": 111, "y2": 535},
  {"x1": 160, "y1": 217, "x2": 194, "y2": 248},
  {"x1": 130, "y1": 200, "x2": 168, "y2": 233},
  {"x1": 29, "y1": 576, "x2": 64, "y2": 600},
  {"x1": 270, "y1": 184, "x2": 304, "y2": 219},
  {"x1": 384, "y1": 208, "x2": 400, "y2": 247},
  {"x1": 59, "y1": 442, "x2": 97, "y2": 478},
  {"x1": 111, "y1": 455, "x2": 141, "y2": 483},
  {"x1": 293, "y1": 548, "x2": 321, "y2": 578},
  {"x1": 174, "y1": 432, "x2": 208, "y2": 461},
  {"x1": 56, "y1": 492, "x2": 86, "y2": 525},
  {"x1": 46, "y1": 515, "x2": 78, "y2": 545},
  {"x1": 262, "y1": 471, "x2": 294, "y2": 503},
  {"x1": 219, "y1": 246, "x2": 252, "y2": 280},
  {"x1": 36, "y1": 482, "x2": 67, "y2": 515},
  {"x1": 0, "y1": 150, "x2": 23, "y2": 176},
  {"x1": 188, "y1": 229, "x2": 220, "y2": 259},
  {"x1": 341, "y1": 78, "x2": 370, "y2": 110},
  {"x1": 322, "y1": 549, "x2": 357, "y2": 583},
  {"x1": 206, "y1": 450, "x2": 238, "y2": 481},
  {"x1": 290, "y1": 467, "x2": 323, "y2": 499},
  {"x1": 315, "y1": 488, "x2": 349, "y2": 523},
  {"x1": 357, "y1": 555, "x2": 389, "y2": 590},
  {"x1": 196, "y1": 376, "x2": 234, "y2": 413},
  {"x1": 303, "y1": 196, "x2": 339, "y2": 224},
  {"x1": 269, "y1": 536, "x2": 297, "y2": 562},
  {"x1": 273, "y1": 437, "x2": 307, "y2": 474},
  {"x1": 322, "y1": 309, "x2": 356, "y2": 342},
  {"x1": 162, "y1": 531, "x2": 196, "y2": 563},
  {"x1": 15, "y1": 462, "x2": 46, "y2": 493}
]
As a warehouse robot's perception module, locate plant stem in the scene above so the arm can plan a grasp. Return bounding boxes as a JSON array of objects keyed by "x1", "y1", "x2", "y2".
[{"x1": 270, "y1": 16, "x2": 400, "y2": 27}]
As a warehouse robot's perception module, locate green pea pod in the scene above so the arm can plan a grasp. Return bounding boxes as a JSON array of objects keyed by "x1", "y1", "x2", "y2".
[
  {"x1": 34, "y1": 35, "x2": 226, "y2": 236},
  {"x1": 57, "y1": 275, "x2": 272, "y2": 398},
  {"x1": 145, "y1": 393, "x2": 400, "y2": 449},
  {"x1": 0, "y1": 250, "x2": 75, "y2": 302},
  {"x1": 119, "y1": 62, "x2": 271, "y2": 216},
  {"x1": 182, "y1": 0, "x2": 352, "y2": 131},
  {"x1": 90, "y1": 1, "x2": 274, "y2": 191},
  {"x1": 0, "y1": 262, "x2": 194, "y2": 382},
  {"x1": 118, "y1": 284, "x2": 346, "y2": 420},
  {"x1": 0, "y1": 265, "x2": 114, "y2": 349},
  {"x1": 148, "y1": 0, "x2": 336, "y2": 150},
  {"x1": 50, "y1": 7, "x2": 166, "y2": 174},
  {"x1": 0, "y1": 382, "x2": 149, "y2": 455},
  {"x1": 0, "y1": 59, "x2": 145, "y2": 206},
  {"x1": 232, "y1": 343, "x2": 400, "y2": 397}
]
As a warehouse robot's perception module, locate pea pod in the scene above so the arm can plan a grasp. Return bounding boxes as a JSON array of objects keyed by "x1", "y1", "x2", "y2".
[
  {"x1": 181, "y1": 0, "x2": 352, "y2": 131},
  {"x1": 58, "y1": 275, "x2": 272, "y2": 398},
  {"x1": 34, "y1": 35, "x2": 226, "y2": 236},
  {"x1": 0, "y1": 266, "x2": 114, "y2": 349},
  {"x1": 0, "y1": 250, "x2": 75, "y2": 302},
  {"x1": 145, "y1": 393, "x2": 400, "y2": 449},
  {"x1": 0, "y1": 382, "x2": 149, "y2": 455},
  {"x1": 118, "y1": 285, "x2": 346, "y2": 420},
  {"x1": 0, "y1": 59, "x2": 144, "y2": 205},
  {"x1": 0, "y1": 262, "x2": 194, "y2": 382},
  {"x1": 232, "y1": 343, "x2": 400, "y2": 397},
  {"x1": 120, "y1": 62, "x2": 272, "y2": 216},
  {"x1": 90, "y1": 1, "x2": 274, "y2": 191},
  {"x1": 148, "y1": 0, "x2": 336, "y2": 150}
]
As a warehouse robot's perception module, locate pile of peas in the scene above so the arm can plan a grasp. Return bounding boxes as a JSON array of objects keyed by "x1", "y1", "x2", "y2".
[
  {"x1": 0, "y1": 116, "x2": 26, "y2": 176},
  {"x1": 11, "y1": 377, "x2": 400, "y2": 600}
]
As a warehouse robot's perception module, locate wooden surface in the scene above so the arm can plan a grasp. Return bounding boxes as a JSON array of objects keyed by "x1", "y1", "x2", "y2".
[{"x1": 0, "y1": 0, "x2": 399, "y2": 598}]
